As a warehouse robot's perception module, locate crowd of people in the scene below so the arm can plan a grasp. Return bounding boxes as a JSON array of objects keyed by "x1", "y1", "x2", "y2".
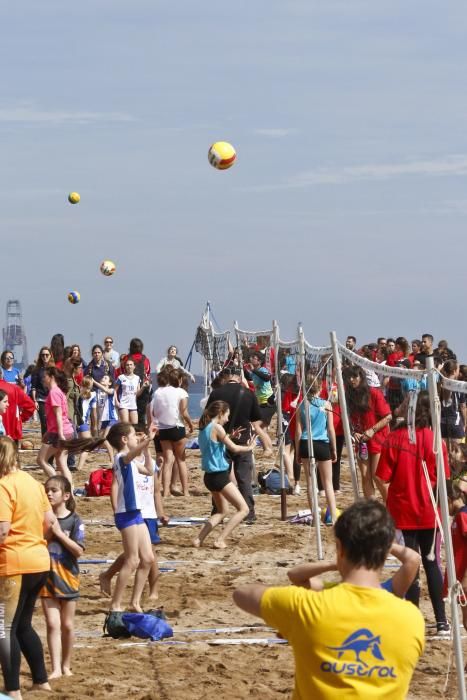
[{"x1": 0, "y1": 329, "x2": 465, "y2": 697}]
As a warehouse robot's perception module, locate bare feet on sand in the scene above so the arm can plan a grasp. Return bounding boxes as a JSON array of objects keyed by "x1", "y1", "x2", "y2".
[
  {"x1": 31, "y1": 681, "x2": 52, "y2": 691},
  {"x1": 213, "y1": 540, "x2": 227, "y2": 549},
  {"x1": 47, "y1": 671, "x2": 62, "y2": 680},
  {"x1": 192, "y1": 537, "x2": 201, "y2": 548},
  {"x1": 62, "y1": 668, "x2": 73, "y2": 677},
  {"x1": 128, "y1": 603, "x2": 143, "y2": 613}
]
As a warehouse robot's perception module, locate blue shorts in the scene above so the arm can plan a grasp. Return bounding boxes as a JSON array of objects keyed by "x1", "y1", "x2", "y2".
[
  {"x1": 77, "y1": 423, "x2": 90, "y2": 433},
  {"x1": 144, "y1": 518, "x2": 161, "y2": 544},
  {"x1": 101, "y1": 419, "x2": 118, "y2": 430},
  {"x1": 114, "y1": 510, "x2": 144, "y2": 531}
]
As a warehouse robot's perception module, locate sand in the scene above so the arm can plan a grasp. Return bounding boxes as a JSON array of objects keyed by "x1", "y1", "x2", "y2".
[{"x1": 16, "y1": 424, "x2": 465, "y2": 699}]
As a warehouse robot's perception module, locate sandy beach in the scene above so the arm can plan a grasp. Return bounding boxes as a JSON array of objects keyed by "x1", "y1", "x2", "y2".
[{"x1": 16, "y1": 424, "x2": 464, "y2": 699}]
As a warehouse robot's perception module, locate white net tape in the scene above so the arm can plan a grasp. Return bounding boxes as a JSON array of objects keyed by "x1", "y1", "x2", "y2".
[
  {"x1": 304, "y1": 341, "x2": 332, "y2": 357},
  {"x1": 277, "y1": 338, "x2": 298, "y2": 349},
  {"x1": 438, "y1": 373, "x2": 467, "y2": 395},
  {"x1": 338, "y1": 343, "x2": 426, "y2": 380},
  {"x1": 235, "y1": 327, "x2": 273, "y2": 345}
]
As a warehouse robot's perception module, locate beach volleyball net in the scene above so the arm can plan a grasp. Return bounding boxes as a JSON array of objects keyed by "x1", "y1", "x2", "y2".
[
  {"x1": 192, "y1": 311, "x2": 467, "y2": 692},
  {"x1": 234, "y1": 324, "x2": 274, "y2": 372},
  {"x1": 194, "y1": 324, "x2": 230, "y2": 372},
  {"x1": 193, "y1": 309, "x2": 230, "y2": 396}
]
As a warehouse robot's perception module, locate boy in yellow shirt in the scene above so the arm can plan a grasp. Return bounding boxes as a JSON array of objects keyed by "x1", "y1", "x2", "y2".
[{"x1": 233, "y1": 501, "x2": 425, "y2": 699}]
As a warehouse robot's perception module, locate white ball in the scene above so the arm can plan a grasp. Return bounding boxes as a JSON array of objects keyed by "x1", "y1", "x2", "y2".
[{"x1": 100, "y1": 260, "x2": 116, "y2": 277}]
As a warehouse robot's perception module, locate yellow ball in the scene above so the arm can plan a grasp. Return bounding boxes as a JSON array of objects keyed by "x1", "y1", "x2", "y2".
[
  {"x1": 68, "y1": 291, "x2": 80, "y2": 304},
  {"x1": 68, "y1": 192, "x2": 80, "y2": 204},
  {"x1": 100, "y1": 260, "x2": 116, "y2": 276},
  {"x1": 208, "y1": 141, "x2": 236, "y2": 170}
]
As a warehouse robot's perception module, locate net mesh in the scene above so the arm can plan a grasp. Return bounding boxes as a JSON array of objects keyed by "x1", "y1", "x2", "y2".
[
  {"x1": 235, "y1": 326, "x2": 274, "y2": 373},
  {"x1": 195, "y1": 325, "x2": 230, "y2": 372}
]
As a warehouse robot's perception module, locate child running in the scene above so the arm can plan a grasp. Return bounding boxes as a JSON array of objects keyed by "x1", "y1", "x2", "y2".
[
  {"x1": 40, "y1": 476, "x2": 85, "y2": 679},
  {"x1": 106, "y1": 423, "x2": 156, "y2": 612},
  {"x1": 99, "y1": 450, "x2": 169, "y2": 603},
  {"x1": 193, "y1": 400, "x2": 254, "y2": 549}
]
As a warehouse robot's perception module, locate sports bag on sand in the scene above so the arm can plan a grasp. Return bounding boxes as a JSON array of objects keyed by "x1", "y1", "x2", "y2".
[
  {"x1": 122, "y1": 612, "x2": 173, "y2": 641},
  {"x1": 258, "y1": 468, "x2": 290, "y2": 495},
  {"x1": 85, "y1": 468, "x2": 113, "y2": 497},
  {"x1": 104, "y1": 609, "x2": 173, "y2": 641}
]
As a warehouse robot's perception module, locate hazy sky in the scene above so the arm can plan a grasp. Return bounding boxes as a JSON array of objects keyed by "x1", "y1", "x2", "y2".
[{"x1": 2, "y1": 1, "x2": 467, "y2": 370}]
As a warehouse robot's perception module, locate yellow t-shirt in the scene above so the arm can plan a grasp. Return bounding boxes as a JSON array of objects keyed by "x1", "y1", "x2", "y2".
[
  {"x1": 261, "y1": 583, "x2": 425, "y2": 700},
  {"x1": 0, "y1": 470, "x2": 51, "y2": 576}
]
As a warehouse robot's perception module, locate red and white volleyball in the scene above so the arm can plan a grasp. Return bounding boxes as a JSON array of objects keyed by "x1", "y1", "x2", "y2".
[{"x1": 208, "y1": 141, "x2": 236, "y2": 170}]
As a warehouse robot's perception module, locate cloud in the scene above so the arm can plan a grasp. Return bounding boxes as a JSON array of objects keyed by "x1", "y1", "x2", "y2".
[
  {"x1": 253, "y1": 128, "x2": 296, "y2": 138},
  {"x1": 244, "y1": 154, "x2": 467, "y2": 192},
  {"x1": 0, "y1": 103, "x2": 135, "y2": 125}
]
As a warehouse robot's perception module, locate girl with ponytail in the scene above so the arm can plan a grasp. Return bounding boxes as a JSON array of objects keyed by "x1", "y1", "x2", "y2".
[{"x1": 193, "y1": 401, "x2": 254, "y2": 549}]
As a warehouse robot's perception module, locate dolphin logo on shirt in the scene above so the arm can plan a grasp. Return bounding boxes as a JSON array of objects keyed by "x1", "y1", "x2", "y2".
[{"x1": 327, "y1": 628, "x2": 384, "y2": 666}]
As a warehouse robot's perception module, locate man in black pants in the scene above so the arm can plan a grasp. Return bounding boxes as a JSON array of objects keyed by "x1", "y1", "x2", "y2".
[{"x1": 207, "y1": 367, "x2": 262, "y2": 524}]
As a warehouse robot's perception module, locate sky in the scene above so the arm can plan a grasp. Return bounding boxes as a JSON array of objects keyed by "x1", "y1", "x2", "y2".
[{"x1": 2, "y1": 1, "x2": 467, "y2": 371}]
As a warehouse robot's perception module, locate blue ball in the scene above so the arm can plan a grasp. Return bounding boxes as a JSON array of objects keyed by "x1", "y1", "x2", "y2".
[{"x1": 67, "y1": 291, "x2": 80, "y2": 304}]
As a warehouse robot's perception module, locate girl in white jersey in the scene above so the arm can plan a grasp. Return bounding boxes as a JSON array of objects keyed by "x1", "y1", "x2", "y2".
[
  {"x1": 94, "y1": 374, "x2": 117, "y2": 460},
  {"x1": 99, "y1": 456, "x2": 169, "y2": 602},
  {"x1": 105, "y1": 422, "x2": 156, "y2": 612},
  {"x1": 115, "y1": 359, "x2": 141, "y2": 425},
  {"x1": 76, "y1": 377, "x2": 97, "y2": 472}
]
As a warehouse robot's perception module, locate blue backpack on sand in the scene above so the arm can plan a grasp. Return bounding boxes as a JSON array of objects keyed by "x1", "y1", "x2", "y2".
[
  {"x1": 104, "y1": 609, "x2": 173, "y2": 641},
  {"x1": 258, "y1": 468, "x2": 290, "y2": 495},
  {"x1": 122, "y1": 612, "x2": 173, "y2": 641}
]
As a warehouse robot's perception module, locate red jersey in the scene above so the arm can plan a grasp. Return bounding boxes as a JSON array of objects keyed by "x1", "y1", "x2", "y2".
[
  {"x1": 320, "y1": 381, "x2": 343, "y2": 436},
  {"x1": 386, "y1": 351, "x2": 404, "y2": 390},
  {"x1": 282, "y1": 389, "x2": 300, "y2": 439},
  {"x1": 376, "y1": 427, "x2": 449, "y2": 529},
  {"x1": 349, "y1": 387, "x2": 391, "y2": 454},
  {"x1": 0, "y1": 380, "x2": 35, "y2": 441},
  {"x1": 451, "y1": 507, "x2": 467, "y2": 583}
]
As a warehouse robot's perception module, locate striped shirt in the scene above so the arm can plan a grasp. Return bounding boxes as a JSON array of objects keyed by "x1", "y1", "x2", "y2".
[{"x1": 41, "y1": 512, "x2": 85, "y2": 600}]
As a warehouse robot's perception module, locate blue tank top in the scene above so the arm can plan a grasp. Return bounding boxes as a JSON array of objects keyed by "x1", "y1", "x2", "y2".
[
  {"x1": 300, "y1": 397, "x2": 329, "y2": 442},
  {"x1": 198, "y1": 422, "x2": 229, "y2": 473}
]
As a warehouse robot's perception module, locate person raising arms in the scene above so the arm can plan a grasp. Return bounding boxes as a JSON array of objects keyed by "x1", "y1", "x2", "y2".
[
  {"x1": 233, "y1": 501, "x2": 424, "y2": 700},
  {"x1": 106, "y1": 423, "x2": 157, "y2": 613}
]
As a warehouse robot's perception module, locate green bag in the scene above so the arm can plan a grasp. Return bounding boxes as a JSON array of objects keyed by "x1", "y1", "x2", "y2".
[{"x1": 103, "y1": 611, "x2": 132, "y2": 639}]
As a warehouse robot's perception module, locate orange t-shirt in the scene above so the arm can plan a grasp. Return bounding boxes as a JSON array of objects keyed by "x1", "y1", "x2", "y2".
[{"x1": 0, "y1": 470, "x2": 51, "y2": 575}]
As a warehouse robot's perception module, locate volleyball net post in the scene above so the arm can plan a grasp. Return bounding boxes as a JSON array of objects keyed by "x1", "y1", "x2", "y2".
[
  {"x1": 330, "y1": 331, "x2": 360, "y2": 499},
  {"x1": 426, "y1": 356, "x2": 466, "y2": 699},
  {"x1": 298, "y1": 324, "x2": 323, "y2": 560},
  {"x1": 273, "y1": 320, "x2": 287, "y2": 521}
]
